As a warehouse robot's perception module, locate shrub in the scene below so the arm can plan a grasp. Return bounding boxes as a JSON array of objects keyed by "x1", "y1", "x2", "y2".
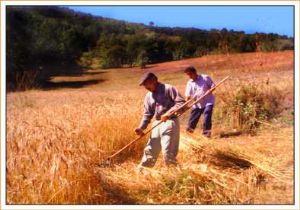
[
  {"x1": 78, "y1": 51, "x2": 93, "y2": 68},
  {"x1": 136, "y1": 50, "x2": 149, "y2": 69},
  {"x1": 13, "y1": 70, "x2": 40, "y2": 91},
  {"x1": 219, "y1": 83, "x2": 284, "y2": 133}
]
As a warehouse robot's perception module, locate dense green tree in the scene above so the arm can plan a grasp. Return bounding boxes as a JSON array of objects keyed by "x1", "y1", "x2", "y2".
[
  {"x1": 6, "y1": 6, "x2": 294, "y2": 90},
  {"x1": 241, "y1": 35, "x2": 257, "y2": 52}
]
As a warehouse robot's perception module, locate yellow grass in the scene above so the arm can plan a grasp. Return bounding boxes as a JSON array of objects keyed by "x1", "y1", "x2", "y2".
[{"x1": 6, "y1": 51, "x2": 294, "y2": 204}]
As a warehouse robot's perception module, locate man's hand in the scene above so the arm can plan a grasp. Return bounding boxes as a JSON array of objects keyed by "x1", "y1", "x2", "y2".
[
  {"x1": 161, "y1": 113, "x2": 170, "y2": 122},
  {"x1": 134, "y1": 128, "x2": 144, "y2": 136},
  {"x1": 186, "y1": 96, "x2": 192, "y2": 101}
]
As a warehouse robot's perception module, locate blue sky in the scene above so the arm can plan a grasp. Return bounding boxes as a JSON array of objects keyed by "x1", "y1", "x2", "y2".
[{"x1": 66, "y1": 6, "x2": 294, "y2": 37}]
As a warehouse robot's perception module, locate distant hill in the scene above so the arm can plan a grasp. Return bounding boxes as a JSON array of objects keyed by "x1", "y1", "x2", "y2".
[{"x1": 6, "y1": 6, "x2": 294, "y2": 91}]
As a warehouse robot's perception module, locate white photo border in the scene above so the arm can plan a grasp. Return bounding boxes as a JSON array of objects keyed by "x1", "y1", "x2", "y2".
[{"x1": 1, "y1": 1, "x2": 299, "y2": 210}]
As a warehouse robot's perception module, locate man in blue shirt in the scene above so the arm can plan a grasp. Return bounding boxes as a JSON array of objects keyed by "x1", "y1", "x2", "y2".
[{"x1": 184, "y1": 66, "x2": 215, "y2": 138}]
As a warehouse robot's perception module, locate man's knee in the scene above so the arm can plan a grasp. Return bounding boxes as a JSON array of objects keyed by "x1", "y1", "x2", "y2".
[
  {"x1": 144, "y1": 145, "x2": 154, "y2": 158},
  {"x1": 204, "y1": 105, "x2": 214, "y2": 115}
]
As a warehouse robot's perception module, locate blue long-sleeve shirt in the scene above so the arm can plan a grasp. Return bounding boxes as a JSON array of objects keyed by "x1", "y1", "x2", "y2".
[
  {"x1": 138, "y1": 83, "x2": 185, "y2": 130},
  {"x1": 185, "y1": 74, "x2": 215, "y2": 108}
]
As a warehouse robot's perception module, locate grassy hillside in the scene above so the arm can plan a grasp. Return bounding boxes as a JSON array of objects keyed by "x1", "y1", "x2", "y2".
[
  {"x1": 7, "y1": 6, "x2": 293, "y2": 91},
  {"x1": 6, "y1": 51, "x2": 294, "y2": 204}
]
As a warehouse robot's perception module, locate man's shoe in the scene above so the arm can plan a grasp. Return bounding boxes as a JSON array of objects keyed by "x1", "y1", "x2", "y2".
[
  {"x1": 186, "y1": 128, "x2": 194, "y2": 134},
  {"x1": 203, "y1": 130, "x2": 211, "y2": 138}
]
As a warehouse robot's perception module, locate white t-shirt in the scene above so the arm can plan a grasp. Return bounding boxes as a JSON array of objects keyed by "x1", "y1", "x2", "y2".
[{"x1": 185, "y1": 74, "x2": 215, "y2": 108}]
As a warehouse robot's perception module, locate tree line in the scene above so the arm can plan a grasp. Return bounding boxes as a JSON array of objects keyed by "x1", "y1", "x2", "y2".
[{"x1": 6, "y1": 6, "x2": 294, "y2": 90}]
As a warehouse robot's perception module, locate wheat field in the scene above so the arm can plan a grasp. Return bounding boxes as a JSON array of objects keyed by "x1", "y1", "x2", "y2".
[{"x1": 6, "y1": 51, "x2": 294, "y2": 204}]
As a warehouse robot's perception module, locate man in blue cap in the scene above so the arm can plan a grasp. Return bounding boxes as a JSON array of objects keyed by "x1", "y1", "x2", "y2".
[{"x1": 135, "y1": 72, "x2": 185, "y2": 169}]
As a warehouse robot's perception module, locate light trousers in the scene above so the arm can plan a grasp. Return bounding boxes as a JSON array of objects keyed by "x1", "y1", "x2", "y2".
[{"x1": 140, "y1": 118, "x2": 180, "y2": 167}]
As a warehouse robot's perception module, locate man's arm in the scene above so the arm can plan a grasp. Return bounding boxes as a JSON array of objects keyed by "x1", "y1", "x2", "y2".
[
  {"x1": 162, "y1": 85, "x2": 186, "y2": 120},
  {"x1": 206, "y1": 76, "x2": 216, "y2": 88},
  {"x1": 137, "y1": 94, "x2": 154, "y2": 130},
  {"x1": 185, "y1": 81, "x2": 193, "y2": 99}
]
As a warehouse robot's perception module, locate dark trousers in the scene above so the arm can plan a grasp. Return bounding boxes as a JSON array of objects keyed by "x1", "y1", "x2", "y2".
[{"x1": 187, "y1": 105, "x2": 214, "y2": 134}]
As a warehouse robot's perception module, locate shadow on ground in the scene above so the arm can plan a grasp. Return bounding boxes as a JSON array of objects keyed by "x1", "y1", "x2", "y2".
[
  {"x1": 7, "y1": 63, "x2": 109, "y2": 92},
  {"x1": 209, "y1": 151, "x2": 252, "y2": 170},
  {"x1": 41, "y1": 79, "x2": 105, "y2": 90}
]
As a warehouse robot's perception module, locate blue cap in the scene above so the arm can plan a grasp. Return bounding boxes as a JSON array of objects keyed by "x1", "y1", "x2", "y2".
[{"x1": 139, "y1": 72, "x2": 157, "y2": 85}]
